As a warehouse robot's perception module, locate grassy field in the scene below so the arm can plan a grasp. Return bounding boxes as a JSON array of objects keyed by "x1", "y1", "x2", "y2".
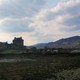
[{"x1": 0, "y1": 54, "x2": 80, "y2": 80}]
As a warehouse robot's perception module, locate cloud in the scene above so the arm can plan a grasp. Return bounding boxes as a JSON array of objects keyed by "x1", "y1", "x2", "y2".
[
  {"x1": 0, "y1": 0, "x2": 47, "y2": 32},
  {"x1": 0, "y1": 0, "x2": 48, "y2": 45},
  {"x1": 0, "y1": 0, "x2": 47, "y2": 18},
  {"x1": 0, "y1": 0, "x2": 80, "y2": 45},
  {"x1": 0, "y1": 17, "x2": 33, "y2": 32},
  {"x1": 29, "y1": 0, "x2": 80, "y2": 42}
]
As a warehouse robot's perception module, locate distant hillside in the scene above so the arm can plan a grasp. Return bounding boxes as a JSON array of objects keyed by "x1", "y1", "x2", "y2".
[
  {"x1": 54, "y1": 36, "x2": 80, "y2": 44},
  {"x1": 33, "y1": 43, "x2": 48, "y2": 48},
  {"x1": 33, "y1": 36, "x2": 80, "y2": 48}
]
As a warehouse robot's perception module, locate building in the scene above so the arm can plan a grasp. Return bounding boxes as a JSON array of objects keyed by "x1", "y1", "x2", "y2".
[
  {"x1": 12, "y1": 37, "x2": 24, "y2": 49},
  {"x1": 0, "y1": 42, "x2": 8, "y2": 49},
  {"x1": 13, "y1": 37, "x2": 24, "y2": 46},
  {"x1": 0, "y1": 37, "x2": 25, "y2": 49}
]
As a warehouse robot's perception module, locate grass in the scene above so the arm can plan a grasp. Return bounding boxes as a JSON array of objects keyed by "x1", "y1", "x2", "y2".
[
  {"x1": 0, "y1": 49, "x2": 27, "y2": 54},
  {"x1": 0, "y1": 54, "x2": 80, "y2": 80}
]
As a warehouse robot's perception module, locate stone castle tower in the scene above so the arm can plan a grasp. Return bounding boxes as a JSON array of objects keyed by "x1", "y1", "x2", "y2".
[{"x1": 13, "y1": 37, "x2": 24, "y2": 48}]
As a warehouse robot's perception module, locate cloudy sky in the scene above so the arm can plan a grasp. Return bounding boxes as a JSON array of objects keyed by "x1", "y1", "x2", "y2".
[{"x1": 0, "y1": 0, "x2": 80, "y2": 45}]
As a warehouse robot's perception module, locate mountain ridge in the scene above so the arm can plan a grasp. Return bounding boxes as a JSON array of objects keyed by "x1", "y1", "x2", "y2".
[{"x1": 33, "y1": 36, "x2": 80, "y2": 48}]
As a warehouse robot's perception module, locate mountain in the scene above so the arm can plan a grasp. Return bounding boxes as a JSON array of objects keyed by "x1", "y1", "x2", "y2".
[
  {"x1": 48, "y1": 36, "x2": 80, "y2": 48},
  {"x1": 33, "y1": 36, "x2": 80, "y2": 48},
  {"x1": 33, "y1": 43, "x2": 48, "y2": 48},
  {"x1": 54, "y1": 36, "x2": 80, "y2": 44}
]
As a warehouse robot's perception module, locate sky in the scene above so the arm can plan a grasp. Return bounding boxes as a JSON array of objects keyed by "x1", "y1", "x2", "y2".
[{"x1": 0, "y1": 0, "x2": 80, "y2": 45}]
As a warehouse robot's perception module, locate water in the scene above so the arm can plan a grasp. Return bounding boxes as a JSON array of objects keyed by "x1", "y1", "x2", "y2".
[{"x1": 0, "y1": 59, "x2": 36, "y2": 62}]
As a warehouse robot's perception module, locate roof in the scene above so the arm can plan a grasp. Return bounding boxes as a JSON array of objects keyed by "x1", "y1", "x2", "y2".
[{"x1": 13, "y1": 37, "x2": 23, "y2": 41}]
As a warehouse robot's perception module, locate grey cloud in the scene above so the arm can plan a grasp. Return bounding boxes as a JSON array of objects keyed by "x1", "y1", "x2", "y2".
[
  {"x1": 0, "y1": 0, "x2": 47, "y2": 33},
  {"x1": 28, "y1": 0, "x2": 80, "y2": 43},
  {"x1": 63, "y1": 16, "x2": 80, "y2": 27},
  {"x1": 0, "y1": 22, "x2": 33, "y2": 33},
  {"x1": 61, "y1": 5, "x2": 80, "y2": 32},
  {"x1": 44, "y1": 0, "x2": 80, "y2": 32},
  {"x1": 44, "y1": 12, "x2": 57, "y2": 21},
  {"x1": 65, "y1": 3, "x2": 80, "y2": 16},
  {"x1": 0, "y1": 0, "x2": 47, "y2": 18},
  {"x1": 0, "y1": 18, "x2": 34, "y2": 33},
  {"x1": 61, "y1": 26, "x2": 80, "y2": 32}
]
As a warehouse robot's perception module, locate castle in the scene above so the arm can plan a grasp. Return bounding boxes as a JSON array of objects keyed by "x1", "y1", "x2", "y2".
[{"x1": 0, "y1": 37, "x2": 25, "y2": 49}]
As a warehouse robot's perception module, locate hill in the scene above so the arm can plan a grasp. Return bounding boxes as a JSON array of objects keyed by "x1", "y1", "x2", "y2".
[{"x1": 34, "y1": 36, "x2": 80, "y2": 48}]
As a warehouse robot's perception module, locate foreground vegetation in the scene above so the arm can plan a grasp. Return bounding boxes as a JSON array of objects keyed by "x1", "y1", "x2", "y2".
[
  {"x1": 0, "y1": 47, "x2": 80, "y2": 54},
  {"x1": 0, "y1": 53, "x2": 80, "y2": 80}
]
